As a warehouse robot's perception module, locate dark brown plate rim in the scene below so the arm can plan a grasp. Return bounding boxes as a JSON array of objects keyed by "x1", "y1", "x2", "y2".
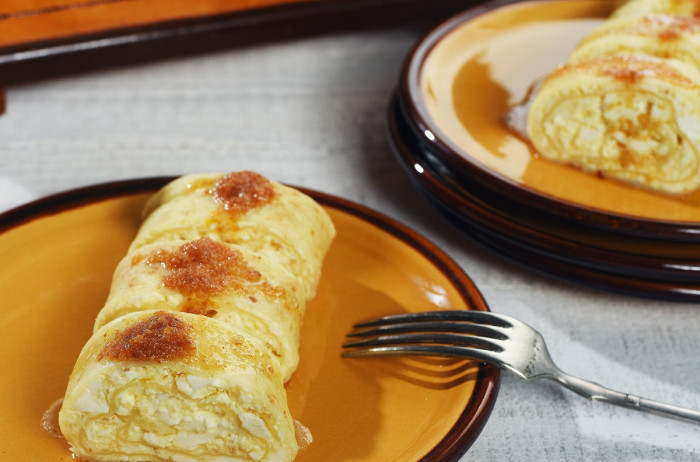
[
  {"x1": 390, "y1": 93, "x2": 700, "y2": 280},
  {"x1": 0, "y1": 176, "x2": 501, "y2": 461},
  {"x1": 398, "y1": 0, "x2": 700, "y2": 242},
  {"x1": 388, "y1": 95, "x2": 700, "y2": 302}
]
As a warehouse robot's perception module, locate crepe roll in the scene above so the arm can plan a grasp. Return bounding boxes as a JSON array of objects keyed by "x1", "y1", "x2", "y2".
[
  {"x1": 527, "y1": 55, "x2": 700, "y2": 194},
  {"x1": 94, "y1": 238, "x2": 305, "y2": 382},
  {"x1": 570, "y1": 15, "x2": 700, "y2": 70},
  {"x1": 59, "y1": 310, "x2": 297, "y2": 462},
  {"x1": 130, "y1": 172, "x2": 335, "y2": 299},
  {"x1": 611, "y1": 0, "x2": 700, "y2": 19}
]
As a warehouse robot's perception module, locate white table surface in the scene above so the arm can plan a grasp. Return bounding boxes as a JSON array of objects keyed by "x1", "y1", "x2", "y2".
[{"x1": 1, "y1": 23, "x2": 699, "y2": 462}]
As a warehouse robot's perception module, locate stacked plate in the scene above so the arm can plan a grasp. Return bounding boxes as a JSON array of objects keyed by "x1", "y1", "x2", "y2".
[{"x1": 388, "y1": 0, "x2": 700, "y2": 301}]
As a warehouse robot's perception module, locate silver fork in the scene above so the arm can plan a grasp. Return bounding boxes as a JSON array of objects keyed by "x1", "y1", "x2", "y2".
[{"x1": 342, "y1": 310, "x2": 700, "y2": 424}]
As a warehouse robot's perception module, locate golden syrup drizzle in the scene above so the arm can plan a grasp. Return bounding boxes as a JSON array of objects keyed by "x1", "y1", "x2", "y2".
[
  {"x1": 294, "y1": 419, "x2": 313, "y2": 450},
  {"x1": 41, "y1": 397, "x2": 64, "y2": 440}
]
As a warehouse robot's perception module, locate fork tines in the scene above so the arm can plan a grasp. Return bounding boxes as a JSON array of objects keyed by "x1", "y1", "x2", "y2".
[
  {"x1": 342, "y1": 310, "x2": 511, "y2": 360},
  {"x1": 351, "y1": 310, "x2": 513, "y2": 328}
]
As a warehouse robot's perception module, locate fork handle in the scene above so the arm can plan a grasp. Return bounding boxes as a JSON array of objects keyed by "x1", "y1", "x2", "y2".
[{"x1": 551, "y1": 373, "x2": 700, "y2": 424}]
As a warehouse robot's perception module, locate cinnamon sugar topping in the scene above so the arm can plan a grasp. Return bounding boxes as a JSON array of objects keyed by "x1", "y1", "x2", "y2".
[
  {"x1": 146, "y1": 238, "x2": 285, "y2": 301},
  {"x1": 148, "y1": 238, "x2": 263, "y2": 296},
  {"x1": 98, "y1": 311, "x2": 194, "y2": 362},
  {"x1": 208, "y1": 171, "x2": 274, "y2": 214}
]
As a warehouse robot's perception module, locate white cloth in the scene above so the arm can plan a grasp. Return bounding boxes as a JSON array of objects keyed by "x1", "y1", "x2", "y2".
[{"x1": 0, "y1": 177, "x2": 36, "y2": 212}]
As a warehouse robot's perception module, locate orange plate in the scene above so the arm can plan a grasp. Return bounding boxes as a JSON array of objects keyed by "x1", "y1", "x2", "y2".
[
  {"x1": 406, "y1": 0, "x2": 700, "y2": 238},
  {"x1": 0, "y1": 178, "x2": 499, "y2": 461}
]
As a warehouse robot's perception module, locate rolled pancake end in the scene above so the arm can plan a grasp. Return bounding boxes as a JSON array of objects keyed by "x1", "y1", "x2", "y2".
[
  {"x1": 527, "y1": 54, "x2": 700, "y2": 194},
  {"x1": 59, "y1": 310, "x2": 298, "y2": 462}
]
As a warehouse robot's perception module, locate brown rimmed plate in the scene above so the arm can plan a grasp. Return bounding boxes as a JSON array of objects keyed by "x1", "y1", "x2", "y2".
[
  {"x1": 398, "y1": 0, "x2": 700, "y2": 241},
  {"x1": 0, "y1": 177, "x2": 499, "y2": 461},
  {"x1": 389, "y1": 95, "x2": 700, "y2": 301}
]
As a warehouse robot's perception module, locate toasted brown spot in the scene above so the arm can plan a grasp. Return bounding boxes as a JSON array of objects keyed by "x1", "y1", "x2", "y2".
[
  {"x1": 618, "y1": 142, "x2": 634, "y2": 168},
  {"x1": 591, "y1": 14, "x2": 700, "y2": 41},
  {"x1": 182, "y1": 298, "x2": 218, "y2": 317},
  {"x1": 98, "y1": 311, "x2": 194, "y2": 362},
  {"x1": 130, "y1": 254, "x2": 145, "y2": 266},
  {"x1": 208, "y1": 171, "x2": 274, "y2": 214},
  {"x1": 550, "y1": 55, "x2": 697, "y2": 86}
]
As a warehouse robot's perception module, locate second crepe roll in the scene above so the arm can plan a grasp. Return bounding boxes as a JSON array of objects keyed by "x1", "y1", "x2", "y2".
[
  {"x1": 570, "y1": 14, "x2": 700, "y2": 70},
  {"x1": 94, "y1": 238, "x2": 305, "y2": 382},
  {"x1": 130, "y1": 171, "x2": 335, "y2": 300},
  {"x1": 611, "y1": 0, "x2": 700, "y2": 19},
  {"x1": 527, "y1": 54, "x2": 700, "y2": 194}
]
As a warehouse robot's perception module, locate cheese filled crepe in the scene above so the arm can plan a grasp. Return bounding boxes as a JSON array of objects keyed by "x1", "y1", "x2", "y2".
[
  {"x1": 611, "y1": 0, "x2": 700, "y2": 19},
  {"x1": 130, "y1": 172, "x2": 335, "y2": 300},
  {"x1": 58, "y1": 171, "x2": 334, "y2": 461},
  {"x1": 570, "y1": 15, "x2": 700, "y2": 70},
  {"x1": 527, "y1": 55, "x2": 700, "y2": 194},
  {"x1": 59, "y1": 310, "x2": 298, "y2": 462},
  {"x1": 94, "y1": 238, "x2": 305, "y2": 382}
]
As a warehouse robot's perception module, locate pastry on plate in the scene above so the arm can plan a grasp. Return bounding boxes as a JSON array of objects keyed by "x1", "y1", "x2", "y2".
[
  {"x1": 570, "y1": 14, "x2": 700, "y2": 70},
  {"x1": 58, "y1": 171, "x2": 334, "y2": 461},
  {"x1": 59, "y1": 311, "x2": 298, "y2": 462},
  {"x1": 527, "y1": 54, "x2": 700, "y2": 194},
  {"x1": 130, "y1": 171, "x2": 335, "y2": 299},
  {"x1": 611, "y1": 0, "x2": 700, "y2": 18},
  {"x1": 93, "y1": 238, "x2": 306, "y2": 382}
]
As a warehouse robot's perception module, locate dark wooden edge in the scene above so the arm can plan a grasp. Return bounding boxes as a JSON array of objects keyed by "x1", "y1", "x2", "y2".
[
  {"x1": 396, "y1": 0, "x2": 700, "y2": 242},
  {"x1": 388, "y1": 94, "x2": 700, "y2": 302},
  {"x1": 0, "y1": 174, "x2": 502, "y2": 459},
  {"x1": 0, "y1": 0, "x2": 478, "y2": 87}
]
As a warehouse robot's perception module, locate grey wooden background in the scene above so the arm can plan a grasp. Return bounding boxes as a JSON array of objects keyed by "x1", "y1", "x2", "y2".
[{"x1": 1, "y1": 24, "x2": 698, "y2": 461}]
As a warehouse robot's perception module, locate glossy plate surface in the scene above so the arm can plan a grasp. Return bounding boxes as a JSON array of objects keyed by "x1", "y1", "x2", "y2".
[
  {"x1": 389, "y1": 96, "x2": 700, "y2": 301},
  {"x1": 402, "y1": 0, "x2": 700, "y2": 240},
  {"x1": 0, "y1": 178, "x2": 499, "y2": 461}
]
